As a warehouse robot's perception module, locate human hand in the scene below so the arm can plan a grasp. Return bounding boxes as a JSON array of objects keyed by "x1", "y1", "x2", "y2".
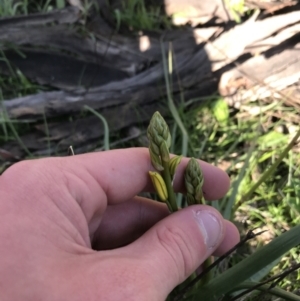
[{"x1": 0, "y1": 148, "x2": 239, "y2": 301}]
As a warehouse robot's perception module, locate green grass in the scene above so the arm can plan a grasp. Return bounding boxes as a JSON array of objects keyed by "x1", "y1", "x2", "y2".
[
  {"x1": 113, "y1": 0, "x2": 172, "y2": 31},
  {"x1": 159, "y1": 42, "x2": 300, "y2": 299},
  {"x1": 225, "y1": 0, "x2": 246, "y2": 23},
  {"x1": 170, "y1": 98, "x2": 300, "y2": 299},
  {"x1": 0, "y1": 1, "x2": 300, "y2": 300},
  {"x1": 0, "y1": 0, "x2": 66, "y2": 16}
]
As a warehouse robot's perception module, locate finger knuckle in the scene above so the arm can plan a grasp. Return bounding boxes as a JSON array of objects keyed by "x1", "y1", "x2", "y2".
[
  {"x1": 1, "y1": 158, "x2": 62, "y2": 197},
  {"x1": 155, "y1": 224, "x2": 195, "y2": 280}
]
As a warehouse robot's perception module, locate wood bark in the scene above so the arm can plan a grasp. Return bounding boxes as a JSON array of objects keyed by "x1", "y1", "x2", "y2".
[{"x1": 0, "y1": 2, "x2": 299, "y2": 160}]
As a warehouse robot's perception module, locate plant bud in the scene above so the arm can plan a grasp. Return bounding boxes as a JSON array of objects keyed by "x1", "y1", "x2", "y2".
[
  {"x1": 160, "y1": 141, "x2": 170, "y2": 163},
  {"x1": 149, "y1": 148, "x2": 164, "y2": 171},
  {"x1": 184, "y1": 158, "x2": 204, "y2": 205},
  {"x1": 149, "y1": 171, "x2": 168, "y2": 201},
  {"x1": 169, "y1": 155, "x2": 183, "y2": 178}
]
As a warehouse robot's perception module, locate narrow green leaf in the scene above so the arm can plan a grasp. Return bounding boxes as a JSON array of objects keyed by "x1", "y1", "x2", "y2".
[
  {"x1": 248, "y1": 256, "x2": 282, "y2": 282},
  {"x1": 229, "y1": 281, "x2": 300, "y2": 301},
  {"x1": 160, "y1": 41, "x2": 189, "y2": 157},
  {"x1": 84, "y1": 105, "x2": 110, "y2": 151},
  {"x1": 230, "y1": 257, "x2": 283, "y2": 298},
  {"x1": 223, "y1": 144, "x2": 254, "y2": 219},
  {"x1": 193, "y1": 224, "x2": 300, "y2": 300},
  {"x1": 258, "y1": 150, "x2": 276, "y2": 163}
]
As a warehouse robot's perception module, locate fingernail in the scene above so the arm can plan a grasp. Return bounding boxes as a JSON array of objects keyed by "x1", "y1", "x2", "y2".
[{"x1": 194, "y1": 210, "x2": 222, "y2": 249}]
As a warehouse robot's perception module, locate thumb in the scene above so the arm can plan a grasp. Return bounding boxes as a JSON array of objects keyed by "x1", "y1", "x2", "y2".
[{"x1": 128, "y1": 205, "x2": 225, "y2": 299}]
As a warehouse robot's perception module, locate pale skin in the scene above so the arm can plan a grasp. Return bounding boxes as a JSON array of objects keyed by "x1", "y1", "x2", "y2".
[{"x1": 0, "y1": 148, "x2": 239, "y2": 301}]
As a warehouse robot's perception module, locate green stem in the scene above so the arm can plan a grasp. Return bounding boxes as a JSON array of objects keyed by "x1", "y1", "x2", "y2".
[
  {"x1": 200, "y1": 257, "x2": 212, "y2": 286},
  {"x1": 161, "y1": 40, "x2": 189, "y2": 156},
  {"x1": 162, "y1": 160, "x2": 178, "y2": 212},
  {"x1": 84, "y1": 105, "x2": 110, "y2": 151}
]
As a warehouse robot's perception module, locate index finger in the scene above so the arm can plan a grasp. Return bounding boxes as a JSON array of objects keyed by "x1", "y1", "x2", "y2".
[{"x1": 69, "y1": 147, "x2": 230, "y2": 203}]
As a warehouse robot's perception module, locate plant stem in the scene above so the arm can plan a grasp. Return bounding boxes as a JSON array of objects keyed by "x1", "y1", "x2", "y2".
[
  {"x1": 84, "y1": 105, "x2": 110, "y2": 151},
  {"x1": 199, "y1": 257, "x2": 212, "y2": 285}
]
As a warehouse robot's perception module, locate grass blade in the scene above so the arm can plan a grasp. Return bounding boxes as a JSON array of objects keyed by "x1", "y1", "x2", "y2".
[
  {"x1": 228, "y1": 281, "x2": 300, "y2": 301},
  {"x1": 192, "y1": 224, "x2": 300, "y2": 300},
  {"x1": 84, "y1": 105, "x2": 110, "y2": 151},
  {"x1": 223, "y1": 144, "x2": 255, "y2": 219},
  {"x1": 160, "y1": 40, "x2": 189, "y2": 157}
]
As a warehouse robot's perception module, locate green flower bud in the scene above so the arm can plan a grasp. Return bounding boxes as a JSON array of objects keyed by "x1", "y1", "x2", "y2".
[
  {"x1": 169, "y1": 155, "x2": 183, "y2": 178},
  {"x1": 159, "y1": 141, "x2": 170, "y2": 163},
  {"x1": 149, "y1": 140, "x2": 160, "y2": 156},
  {"x1": 147, "y1": 112, "x2": 172, "y2": 171},
  {"x1": 149, "y1": 171, "x2": 168, "y2": 201},
  {"x1": 149, "y1": 147, "x2": 164, "y2": 171},
  {"x1": 195, "y1": 185, "x2": 203, "y2": 202},
  {"x1": 186, "y1": 195, "x2": 195, "y2": 206},
  {"x1": 184, "y1": 158, "x2": 204, "y2": 205},
  {"x1": 147, "y1": 112, "x2": 171, "y2": 150}
]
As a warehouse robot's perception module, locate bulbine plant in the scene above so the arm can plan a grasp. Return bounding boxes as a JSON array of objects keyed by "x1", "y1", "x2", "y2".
[
  {"x1": 147, "y1": 111, "x2": 300, "y2": 301},
  {"x1": 147, "y1": 111, "x2": 206, "y2": 212}
]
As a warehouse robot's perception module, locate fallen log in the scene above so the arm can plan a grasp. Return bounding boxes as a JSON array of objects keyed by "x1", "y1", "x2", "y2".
[{"x1": 0, "y1": 2, "x2": 299, "y2": 159}]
